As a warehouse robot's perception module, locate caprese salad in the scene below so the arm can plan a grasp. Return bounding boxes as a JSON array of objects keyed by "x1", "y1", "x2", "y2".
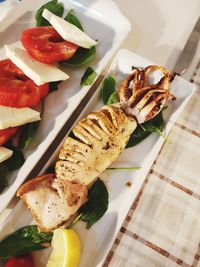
[{"x1": 0, "y1": 0, "x2": 97, "y2": 193}]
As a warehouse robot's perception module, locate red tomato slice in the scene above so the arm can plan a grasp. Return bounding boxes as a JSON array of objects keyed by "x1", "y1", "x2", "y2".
[
  {"x1": 0, "y1": 127, "x2": 20, "y2": 146},
  {"x1": 0, "y1": 59, "x2": 49, "y2": 107},
  {"x1": 3, "y1": 254, "x2": 34, "y2": 267},
  {"x1": 21, "y1": 26, "x2": 79, "y2": 64}
]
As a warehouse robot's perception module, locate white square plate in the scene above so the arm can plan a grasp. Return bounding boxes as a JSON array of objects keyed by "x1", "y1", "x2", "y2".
[
  {"x1": 0, "y1": 0, "x2": 131, "y2": 212},
  {"x1": 0, "y1": 49, "x2": 196, "y2": 267}
]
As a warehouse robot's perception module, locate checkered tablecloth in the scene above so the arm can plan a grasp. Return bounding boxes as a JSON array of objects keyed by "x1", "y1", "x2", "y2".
[{"x1": 102, "y1": 60, "x2": 200, "y2": 267}]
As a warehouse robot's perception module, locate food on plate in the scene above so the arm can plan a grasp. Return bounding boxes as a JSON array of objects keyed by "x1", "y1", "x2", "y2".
[
  {"x1": 0, "y1": 59, "x2": 49, "y2": 107},
  {"x1": 46, "y1": 229, "x2": 81, "y2": 267},
  {"x1": 17, "y1": 173, "x2": 88, "y2": 232},
  {"x1": 17, "y1": 65, "x2": 176, "y2": 233},
  {"x1": 0, "y1": 0, "x2": 98, "y2": 193},
  {"x1": 119, "y1": 65, "x2": 176, "y2": 123},
  {"x1": 3, "y1": 254, "x2": 34, "y2": 267},
  {"x1": 42, "y1": 9, "x2": 97, "y2": 49},
  {"x1": 5, "y1": 46, "x2": 69, "y2": 85},
  {"x1": 56, "y1": 105, "x2": 137, "y2": 185},
  {"x1": 0, "y1": 225, "x2": 53, "y2": 259},
  {"x1": 0, "y1": 106, "x2": 40, "y2": 129},
  {"x1": 0, "y1": 128, "x2": 19, "y2": 146},
  {"x1": 21, "y1": 26, "x2": 79, "y2": 64},
  {"x1": 0, "y1": 147, "x2": 13, "y2": 163},
  {"x1": 22, "y1": 4, "x2": 99, "y2": 64}
]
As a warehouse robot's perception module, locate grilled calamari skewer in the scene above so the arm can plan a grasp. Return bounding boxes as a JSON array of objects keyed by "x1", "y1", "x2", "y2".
[
  {"x1": 17, "y1": 65, "x2": 176, "y2": 232},
  {"x1": 119, "y1": 65, "x2": 176, "y2": 123}
]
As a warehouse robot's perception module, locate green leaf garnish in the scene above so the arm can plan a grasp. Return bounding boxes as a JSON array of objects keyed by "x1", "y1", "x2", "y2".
[
  {"x1": 61, "y1": 10, "x2": 96, "y2": 66},
  {"x1": 126, "y1": 112, "x2": 164, "y2": 148},
  {"x1": 4, "y1": 149, "x2": 25, "y2": 171},
  {"x1": 107, "y1": 91, "x2": 119, "y2": 105},
  {"x1": 79, "y1": 179, "x2": 108, "y2": 229},
  {"x1": 0, "y1": 225, "x2": 53, "y2": 259},
  {"x1": 101, "y1": 76, "x2": 116, "y2": 105},
  {"x1": 18, "y1": 121, "x2": 40, "y2": 150},
  {"x1": 64, "y1": 9, "x2": 83, "y2": 30},
  {"x1": 35, "y1": 0, "x2": 64, "y2": 26},
  {"x1": 69, "y1": 179, "x2": 108, "y2": 229},
  {"x1": 49, "y1": 81, "x2": 61, "y2": 93},
  {"x1": 80, "y1": 67, "x2": 96, "y2": 87},
  {"x1": 0, "y1": 164, "x2": 8, "y2": 193},
  {"x1": 61, "y1": 46, "x2": 96, "y2": 67}
]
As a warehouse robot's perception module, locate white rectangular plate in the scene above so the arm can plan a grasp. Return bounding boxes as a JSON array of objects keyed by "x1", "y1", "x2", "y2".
[
  {"x1": 0, "y1": 49, "x2": 196, "y2": 266},
  {"x1": 0, "y1": 0, "x2": 131, "y2": 213}
]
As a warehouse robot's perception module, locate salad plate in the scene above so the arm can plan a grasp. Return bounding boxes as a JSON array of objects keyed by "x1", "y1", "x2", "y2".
[
  {"x1": 0, "y1": 0, "x2": 131, "y2": 213},
  {"x1": 0, "y1": 49, "x2": 195, "y2": 267}
]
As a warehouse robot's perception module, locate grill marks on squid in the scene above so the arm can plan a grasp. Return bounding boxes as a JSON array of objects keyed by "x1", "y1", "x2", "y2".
[
  {"x1": 56, "y1": 105, "x2": 137, "y2": 185},
  {"x1": 119, "y1": 65, "x2": 176, "y2": 124}
]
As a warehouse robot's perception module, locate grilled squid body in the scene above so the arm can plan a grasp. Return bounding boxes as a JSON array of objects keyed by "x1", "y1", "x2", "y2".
[
  {"x1": 17, "y1": 65, "x2": 175, "y2": 232},
  {"x1": 56, "y1": 105, "x2": 137, "y2": 185},
  {"x1": 17, "y1": 105, "x2": 137, "y2": 231}
]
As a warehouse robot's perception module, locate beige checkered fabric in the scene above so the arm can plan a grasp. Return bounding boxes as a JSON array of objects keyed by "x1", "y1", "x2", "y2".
[{"x1": 103, "y1": 60, "x2": 200, "y2": 267}]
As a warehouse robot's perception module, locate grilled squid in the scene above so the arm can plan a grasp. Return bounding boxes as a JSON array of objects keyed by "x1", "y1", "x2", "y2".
[
  {"x1": 118, "y1": 65, "x2": 176, "y2": 123},
  {"x1": 17, "y1": 65, "x2": 176, "y2": 232}
]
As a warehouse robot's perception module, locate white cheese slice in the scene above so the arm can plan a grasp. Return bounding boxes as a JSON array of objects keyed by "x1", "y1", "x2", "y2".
[
  {"x1": 5, "y1": 45, "x2": 69, "y2": 86},
  {"x1": 42, "y1": 9, "x2": 97, "y2": 49},
  {"x1": 0, "y1": 106, "x2": 41, "y2": 130},
  {"x1": 0, "y1": 147, "x2": 13, "y2": 163}
]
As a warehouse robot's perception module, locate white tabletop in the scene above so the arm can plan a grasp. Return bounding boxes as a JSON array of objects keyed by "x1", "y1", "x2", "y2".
[{"x1": 115, "y1": 0, "x2": 200, "y2": 71}]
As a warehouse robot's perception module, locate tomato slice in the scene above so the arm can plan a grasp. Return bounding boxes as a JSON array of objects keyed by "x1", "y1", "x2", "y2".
[
  {"x1": 0, "y1": 127, "x2": 20, "y2": 146},
  {"x1": 0, "y1": 59, "x2": 49, "y2": 107},
  {"x1": 21, "y1": 26, "x2": 79, "y2": 64},
  {"x1": 3, "y1": 254, "x2": 34, "y2": 267}
]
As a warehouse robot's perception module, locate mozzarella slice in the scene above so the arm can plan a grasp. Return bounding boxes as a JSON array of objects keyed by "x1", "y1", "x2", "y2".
[
  {"x1": 42, "y1": 9, "x2": 97, "y2": 49},
  {"x1": 5, "y1": 45, "x2": 69, "y2": 86},
  {"x1": 0, "y1": 106, "x2": 41, "y2": 130},
  {"x1": 0, "y1": 147, "x2": 13, "y2": 163}
]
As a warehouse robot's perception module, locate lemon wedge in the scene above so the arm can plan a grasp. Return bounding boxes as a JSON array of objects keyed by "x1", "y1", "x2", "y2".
[{"x1": 46, "y1": 229, "x2": 81, "y2": 267}]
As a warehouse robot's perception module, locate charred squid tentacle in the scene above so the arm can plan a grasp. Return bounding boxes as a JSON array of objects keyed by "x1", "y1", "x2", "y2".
[{"x1": 119, "y1": 65, "x2": 176, "y2": 124}]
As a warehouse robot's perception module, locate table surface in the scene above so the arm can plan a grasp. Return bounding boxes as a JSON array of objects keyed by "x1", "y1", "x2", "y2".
[{"x1": 102, "y1": 1, "x2": 200, "y2": 266}]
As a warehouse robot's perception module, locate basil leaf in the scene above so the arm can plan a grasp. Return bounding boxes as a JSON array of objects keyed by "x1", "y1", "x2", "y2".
[
  {"x1": 18, "y1": 122, "x2": 40, "y2": 150},
  {"x1": 79, "y1": 179, "x2": 108, "y2": 229},
  {"x1": 80, "y1": 67, "x2": 96, "y2": 88},
  {"x1": 35, "y1": 0, "x2": 64, "y2": 26},
  {"x1": 64, "y1": 9, "x2": 83, "y2": 30},
  {"x1": 49, "y1": 81, "x2": 61, "y2": 93},
  {"x1": 0, "y1": 164, "x2": 8, "y2": 193},
  {"x1": 0, "y1": 225, "x2": 53, "y2": 259},
  {"x1": 107, "y1": 91, "x2": 119, "y2": 105},
  {"x1": 61, "y1": 46, "x2": 96, "y2": 67},
  {"x1": 126, "y1": 112, "x2": 164, "y2": 148},
  {"x1": 4, "y1": 149, "x2": 25, "y2": 171},
  {"x1": 101, "y1": 76, "x2": 116, "y2": 105}
]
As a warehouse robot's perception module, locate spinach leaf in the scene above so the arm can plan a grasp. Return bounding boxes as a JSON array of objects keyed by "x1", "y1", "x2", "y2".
[
  {"x1": 35, "y1": 0, "x2": 64, "y2": 26},
  {"x1": 61, "y1": 10, "x2": 96, "y2": 66},
  {"x1": 0, "y1": 225, "x2": 53, "y2": 259},
  {"x1": 0, "y1": 164, "x2": 8, "y2": 193},
  {"x1": 64, "y1": 9, "x2": 83, "y2": 30},
  {"x1": 80, "y1": 67, "x2": 96, "y2": 87},
  {"x1": 18, "y1": 122, "x2": 40, "y2": 150},
  {"x1": 126, "y1": 112, "x2": 164, "y2": 148},
  {"x1": 61, "y1": 46, "x2": 96, "y2": 67},
  {"x1": 107, "y1": 91, "x2": 119, "y2": 105},
  {"x1": 4, "y1": 149, "x2": 25, "y2": 171},
  {"x1": 101, "y1": 76, "x2": 116, "y2": 105},
  {"x1": 49, "y1": 81, "x2": 61, "y2": 93},
  {"x1": 79, "y1": 179, "x2": 108, "y2": 229}
]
